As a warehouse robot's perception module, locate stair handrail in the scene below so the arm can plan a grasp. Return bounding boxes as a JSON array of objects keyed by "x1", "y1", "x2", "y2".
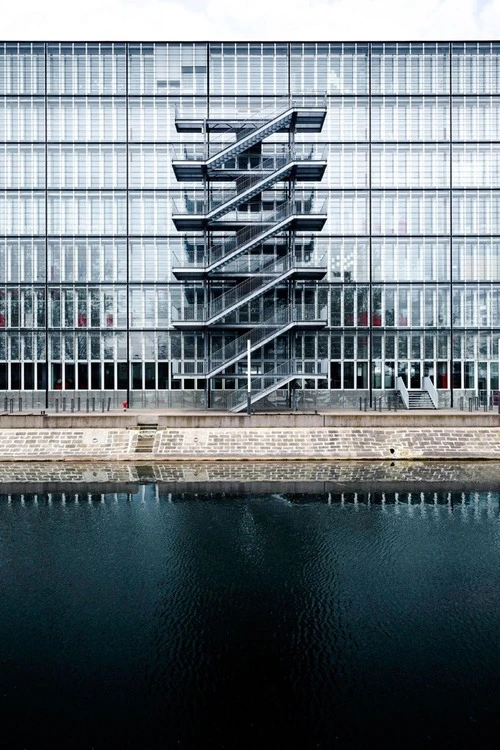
[
  {"x1": 172, "y1": 192, "x2": 327, "y2": 223},
  {"x1": 171, "y1": 304, "x2": 325, "y2": 375},
  {"x1": 171, "y1": 202, "x2": 326, "y2": 272},
  {"x1": 210, "y1": 247, "x2": 326, "y2": 276},
  {"x1": 207, "y1": 259, "x2": 293, "y2": 322},
  {"x1": 204, "y1": 154, "x2": 313, "y2": 219},
  {"x1": 423, "y1": 376, "x2": 438, "y2": 408},
  {"x1": 171, "y1": 143, "x2": 327, "y2": 167},
  {"x1": 175, "y1": 94, "x2": 327, "y2": 129},
  {"x1": 225, "y1": 359, "x2": 296, "y2": 411},
  {"x1": 206, "y1": 249, "x2": 327, "y2": 322},
  {"x1": 207, "y1": 94, "x2": 328, "y2": 151},
  {"x1": 209, "y1": 200, "x2": 295, "y2": 265},
  {"x1": 396, "y1": 376, "x2": 410, "y2": 409},
  {"x1": 205, "y1": 302, "x2": 324, "y2": 374},
  {"x1": 204, "y1": 309, "x2": 292, "y2": 375},
  {"x1": 208, "y1": 152, "x2": 291, "y2": 210},
  {"x1": 206, "y1": 97, "x2": 300, "y2": 151},
  {"x1": 225, "y1": 357, "x2": 327, "y2": 411}
]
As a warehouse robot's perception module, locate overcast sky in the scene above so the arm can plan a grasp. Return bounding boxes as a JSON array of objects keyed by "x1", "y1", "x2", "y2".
[{"x1": 2, "y1": 0, "x2": 500, "y2": 41}]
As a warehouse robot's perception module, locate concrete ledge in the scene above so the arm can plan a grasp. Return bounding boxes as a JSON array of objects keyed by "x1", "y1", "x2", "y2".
[{"x1": 0, "y1": 409, "x2": 499, "y2": 429}]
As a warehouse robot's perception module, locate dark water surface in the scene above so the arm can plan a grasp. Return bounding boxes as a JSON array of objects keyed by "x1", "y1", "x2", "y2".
[{"x1": 0, "y1": 468, "x2": 499, "y2": 749}]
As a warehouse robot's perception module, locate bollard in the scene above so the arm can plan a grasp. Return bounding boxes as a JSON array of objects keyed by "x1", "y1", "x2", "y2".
[
  {"x1": 92, "y1": 397, "x2": 95, "y2": 412},
  {"x1": 3, "y1": 396, "x2": 7, "y2": 411},
  {"x1": 107, "y1": 397, "x2": 111, "y2": 412},
  {"x1": 101, "y1": 399, "x2": 105, "y2": 412},
  {"x1": 86, "y1": 398, "x2": 89, "y2": 413},
  {"x1": 9, "y1": 399, "x2": 13, "y2": 413},
  {"x1": 19, "y1": 398, "x2": 22, "y2": 412},
  {"x1": 77, "y1": 397, "x2": 81, "y2": 412},
  {"x1": 469, "y1": 397, "x2": 473, "y2": 412},
  {"x1": 71, "y1": 399, "x2": 74, "y2": 413},
  {"x1": 55, "y1": 399, "x2": 59, "y2": 413},
  {"x1": 459, "y1": 396, "x2": 464, "y2": 410},
  {"x1": 62, "y1": 397, "x2": 66, "y2": 412}
]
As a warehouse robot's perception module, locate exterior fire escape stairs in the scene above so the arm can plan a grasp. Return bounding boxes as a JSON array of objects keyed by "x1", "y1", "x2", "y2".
[{"x1": 171, "y1": 98, "x2": 328, "y2": 411}]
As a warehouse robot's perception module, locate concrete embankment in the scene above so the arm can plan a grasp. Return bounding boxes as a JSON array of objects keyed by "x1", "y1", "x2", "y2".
[{"x1": 0, "y1": 410, "x2": 500, "y2": 461}]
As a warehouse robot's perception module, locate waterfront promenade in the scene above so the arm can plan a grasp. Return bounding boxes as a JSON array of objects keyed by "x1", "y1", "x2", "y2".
[{"x1": 0, "y1": 407, "x2": 499, "y2": 461}]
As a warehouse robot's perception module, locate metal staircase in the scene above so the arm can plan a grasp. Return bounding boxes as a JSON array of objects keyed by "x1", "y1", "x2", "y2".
[
  {"x1": 172, "y1": 305, "x2": 325, "y2": 380},
  {"x1": 171, "y1": 98, "x2": 328, "y2": 410},
  {"x1": 172, "y1": 200, "x2": 325, "y2": 274}
]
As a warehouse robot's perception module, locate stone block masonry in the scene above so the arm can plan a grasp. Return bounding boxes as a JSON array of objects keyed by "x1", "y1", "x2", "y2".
[
  {"x1": 0, "y1": 425, "x2": 500, "y2": 461},
  {"x1": 154, "y1": 427, "x2": 500, "y2": 460},
  {"x1": 0, "y1": 429, "x2": 135, "y2": 460}
]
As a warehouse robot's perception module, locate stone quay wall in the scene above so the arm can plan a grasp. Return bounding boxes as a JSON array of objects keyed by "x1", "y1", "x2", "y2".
[{"x1": 0, "y1": 422, "x2": 500, "y2": 461}]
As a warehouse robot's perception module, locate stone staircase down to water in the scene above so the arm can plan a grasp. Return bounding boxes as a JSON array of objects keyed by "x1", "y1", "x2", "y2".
[
  {"x1": 135, "y1": 425, "x2": 158, "y2": 454},
  {"x1": 399, "y1": 390, "x2": 436, "y2": 410}
]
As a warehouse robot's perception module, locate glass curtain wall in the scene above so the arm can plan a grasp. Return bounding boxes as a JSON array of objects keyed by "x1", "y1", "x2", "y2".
[{"x1": 1, "y1": 42, "x2": 500, "y2": 406}]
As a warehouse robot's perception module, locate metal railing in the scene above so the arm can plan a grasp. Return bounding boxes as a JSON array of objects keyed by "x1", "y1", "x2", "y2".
[
  {"x1": 172, "y1": 305, "x2": 324, "y2": 377},
  {"x1": 171, "y1": 201, "x2": 325, "y2": 271},
  {"x1": 396, "y1": 376, "x2": 409, "y2": 409},
  {"x1": 207, "y1": 254, "x2": 294, "y2": 321},
  {"x1": 175, "y1": 250, "x2": 326, "y2": 324},
  {"x1": 171, "y1": 144, "x2": 323, "y2": 168},
  {"x1": 423, "y1": 376, "x2": 438, "y2": 408},
  {"x1": 205, "y1": 97, "x2": 321, "y2": 155},
  {"x1": 173, "y1": 96, "x2": 329, "y2": 176},
  {"x1": 174, "y1": 95, "x2": 327, "y2": 127},
  {"x1": 226, "y1": 358, "x2": 327, "y2": 411},
  {"x1": 209, "y1": 200, "x2": 295, "y2": 266},
  {"x1": 172, "y1": 151, "x2": 325, "y2": 220}
]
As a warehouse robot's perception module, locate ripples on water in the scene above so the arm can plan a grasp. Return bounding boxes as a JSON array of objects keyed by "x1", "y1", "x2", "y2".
[{"x1": 0, "y1": 472, "x2": 499, "y2": 748}]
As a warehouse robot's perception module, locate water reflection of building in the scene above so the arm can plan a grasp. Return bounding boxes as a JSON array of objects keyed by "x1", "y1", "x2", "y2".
[{"x1": 1, "y1": 43, "x2": 500, "y2": 408}]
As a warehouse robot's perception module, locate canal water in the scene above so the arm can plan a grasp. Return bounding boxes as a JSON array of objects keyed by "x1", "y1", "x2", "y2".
[{"x1": 0, "y1": 464, "x2": 499, "y2": 748}]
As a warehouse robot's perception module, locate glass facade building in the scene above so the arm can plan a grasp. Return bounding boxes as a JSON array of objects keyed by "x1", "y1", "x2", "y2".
[{"x1": 1, "y1": 41, "x2": 500, "y2": 409}]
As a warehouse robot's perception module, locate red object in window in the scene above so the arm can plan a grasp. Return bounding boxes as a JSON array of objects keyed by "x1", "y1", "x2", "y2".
[
  {"x1": 106, "y1": 314, "x2": 114, "y2": 327},
  {"x1": 78, "y1": 313, "x2": 87, "y2": 327},
  {"x1": 0, "y1": 313, "x2": 5, "y2": 327},
  {"x1": 372, "y1": 315, "x2": 382, "y2": 326}
]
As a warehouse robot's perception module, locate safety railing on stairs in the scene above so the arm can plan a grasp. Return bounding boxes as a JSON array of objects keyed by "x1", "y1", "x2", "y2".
[
  {"x1": 204, "y1": 97, "x2": 324, "y2": 156},
  {"x1": 209, "y1": 200, "x2": 295, "y2": 266},
  {"x1": 396, "y1": 376, "x2": 410, "y2": 409},
  {"x1": 171, "y1": 144, "x2": 323, "y2": 169},
  {"x1": 171, "y1": 304, "x2": 325, "y2": 377},
  {"x1": 423, "y1": 376, "x2": 439, "y2": 408},
  {"x1": 174, "y1": 253, "x2": 325, "y2": 324},
  {"x1": 171, "y1": 200, "x2": 327, "y2": 273},
  {"x1": 174, "y1": 96, "x2": 327, "y2": 168},
  {"x1": 175, "y1": 95, "x2": 327, "y2": 131},
  {"x1": 226, "y1": 358, "x2": 327, "y2": 412},
  {"x1": 173, "y1": 152, "x2": 325, "y2": 221}
]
